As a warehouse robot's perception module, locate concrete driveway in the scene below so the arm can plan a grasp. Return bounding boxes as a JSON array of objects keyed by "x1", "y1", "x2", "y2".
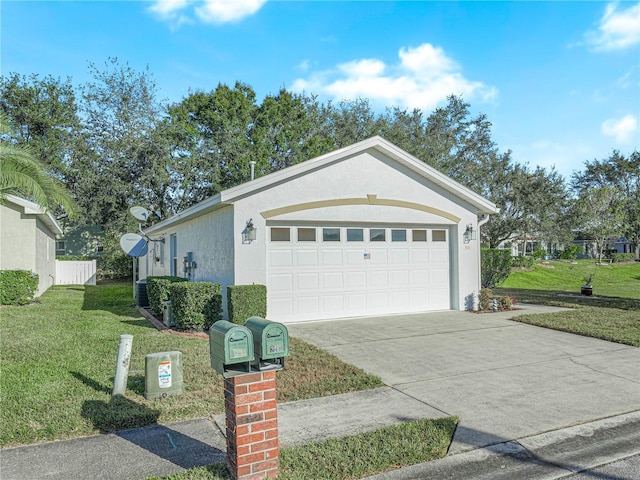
[{"x1": 286, "y1": 305, "x2": 640, "y2": 454}]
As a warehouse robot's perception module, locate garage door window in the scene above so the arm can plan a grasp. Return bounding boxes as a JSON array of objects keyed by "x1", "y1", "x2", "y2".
[
  {"x1": 370, "y1": 229, "x2": 386, "y2": 242},
  {"x1": 347, "y1": 228, "x2": 364, "y2": 242},
  {"x1": 432, "y1": 230, "x2": 447, "y2": 242},
  {"x1": 391, "y1": 229, "x2": 407, "y2": 242},
  {"x1": 412, "y1": 230, "x2": 427, "y2": 242},
  {"x1": 323, "y1": 228, "x2": 340, "y2": 242},
  {"x1": 271, "y1": 227, "x2": 291, "y2": 242},
  {"x1": 298, "y1": 228, "x2": 316, "y2": 242}
]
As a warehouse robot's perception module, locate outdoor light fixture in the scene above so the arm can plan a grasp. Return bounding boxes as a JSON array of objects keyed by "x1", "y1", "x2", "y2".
[
  {"x1": 463, "y1": 224, "x2": 476, "y2": 244},
  {"x1": 242, "y1": 219, "x2": 256, "y2": 244}
]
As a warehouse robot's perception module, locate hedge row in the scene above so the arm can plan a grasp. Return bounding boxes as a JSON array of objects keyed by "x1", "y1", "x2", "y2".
[
  {"x1": 170, "y1": 282, "x2": 223, "y2": 330},
  {"x1": 227, "y1": 284, "x2": 267, "y2": 324},
  {"x1": 145, "y1": 279, "x2": 267, "y2": 330},
  {"x1": 0, "y1": 270, "x2": 39, "y2": 306},
  {"x1": 611, "y1": 253, "x2": 636, "y2": 263},
  {"x1": 146, "y1": 276, "x2": 189, "y2": 316}
]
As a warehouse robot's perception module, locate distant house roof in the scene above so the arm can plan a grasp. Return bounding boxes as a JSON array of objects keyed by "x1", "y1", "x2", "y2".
[
  {"x1": 146, "y1": 136, "x2": 499, "y2": 234},
  {"x1": 4, "y1": 194, "x2": 63, "y2": 235}
]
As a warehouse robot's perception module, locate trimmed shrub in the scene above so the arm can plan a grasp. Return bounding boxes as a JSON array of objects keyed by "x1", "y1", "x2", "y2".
[
  {"x1": 512, "y1": 256, "x2": 534, "y2": 268},
  {"x1": 531, "y1": 247, "x2": 545, "y2": 260},
  {"x1": 146, "y1": 276, "x2": 189, "y2": 315},
  {"x1": 481, "y1": 249, "x2": 512, "y2": 288},
  {"x1": 227, "y1": 284, "x2": 267, "y2": 324},
  {"x1": 499, "y1": 295, "x2": 515, "y2": 311},
  {"x1": 0, "y1": 270, "x2": 39, "y2": 305},
  {"x1": 611, "y1": 253, "x2": 635, "y2": 263},
  {"x1": 169, "y1": 282, "x2": 223, "y2": 330},
  {"x1": 558, "y1": 244, "x2": 580, "y2": 260},
  {"x1": 478, "y1": 287, "x2": 492, "y2": 311}
]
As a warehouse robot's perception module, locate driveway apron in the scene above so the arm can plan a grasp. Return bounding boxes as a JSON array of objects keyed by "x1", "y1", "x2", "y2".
[{"x1": 286, "y1": 305, "x2": 640, "y2": 454}]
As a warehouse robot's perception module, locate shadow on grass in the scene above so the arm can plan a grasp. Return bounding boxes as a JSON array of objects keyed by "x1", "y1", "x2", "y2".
[
  {"x1": 81, "y1": 284, "x2": 142, "y2": 318},
  {"x1": 73, "y1": 371, "x2": 225, "y2": 470},
  {"x1": 494, "y1": 288, "x2": 640, "y2": 311}
]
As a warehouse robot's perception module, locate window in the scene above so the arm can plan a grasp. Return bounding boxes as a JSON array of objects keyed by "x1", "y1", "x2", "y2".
[
  {"x1": 412, "y1": 230, "x2": 427, "y2": 242},
  {"x1": 271, "y1": 228, "x2": 291, "y2": 242},
  {"x1": 432, "y1": 230, "x2": 447, "y2": 242},
  {"x1": 96, "y1": 245, "x2": 104, "y2": 253},
  {"x1": 297, "y1": 228, "x2": 316, "y2": 242},
  {"x1": 391, "y1": 229, "x2": 407, "y2": 242},
  {"x1": 55, "y1": 240, "x2": 66, "y2": 255},
  {"x1": 347, "y1": 228, "x2": 364, "y2": 242},
  {"x1": 370, "y1": 229, "x2": 386, "y2": 242},
  {"x1": 323, "y1": 228, "x2": 340, "y2": 242}
]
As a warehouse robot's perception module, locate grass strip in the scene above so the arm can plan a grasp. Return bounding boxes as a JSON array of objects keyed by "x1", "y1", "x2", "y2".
[
  {"x1": 0, "y1": 283, "x2": 383, "y2": 447},
  {"x1": 499, "y1": 259, "x2": 639, "y2": 300},
  {"x1": 147, "y1": 417, "x2": 458, "y2": 480}
]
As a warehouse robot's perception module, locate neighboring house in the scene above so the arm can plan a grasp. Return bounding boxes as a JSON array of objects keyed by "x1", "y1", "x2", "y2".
[
  {"x1": 573, "y1": 234, "x2": 634, "y2": 258},
  {"x1": 0, "y1": 194, "x2": 62, "y2": 296},
  {"x1": 140, "y1": 136, "x2": 498, "y2": 322},
  {"x1": 55, "y1": 223, "x2": 104, "y2": 257}
]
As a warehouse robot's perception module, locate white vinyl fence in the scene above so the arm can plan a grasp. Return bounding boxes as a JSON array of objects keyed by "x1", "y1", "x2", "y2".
[{"x1": 55, "y1": 260, "x2": 97, "y2": 286}]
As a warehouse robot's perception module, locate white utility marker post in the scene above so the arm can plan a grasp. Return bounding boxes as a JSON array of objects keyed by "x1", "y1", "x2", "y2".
[{"x1": 112, "y1": 334, "x2": 133, "y2": 398}]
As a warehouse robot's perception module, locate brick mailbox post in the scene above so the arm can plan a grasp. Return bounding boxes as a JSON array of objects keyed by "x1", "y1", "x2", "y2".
[
  {"x1": 210, "y1": 318, "x2": 290, "y2": 480},
  {"x1": 225, "y1": 371, "x2": 279, "y2": 479}
]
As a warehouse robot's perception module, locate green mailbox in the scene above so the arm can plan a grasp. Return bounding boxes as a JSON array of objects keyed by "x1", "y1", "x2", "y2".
[
  {"x1": 210, "y1": 320, "x2": 255, "y2": 377},
  {"x1": 244, "y1": 316, "x2": 290, "y2": 371}
]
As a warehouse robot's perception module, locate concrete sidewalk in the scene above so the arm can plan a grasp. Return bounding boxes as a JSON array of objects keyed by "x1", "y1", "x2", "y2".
[
  {"x1": 2, "y1": 305, "x2": 639, "y2": 479},
  {"x1": 2, "y1": 391, "x2": 639, "y2": 480}
]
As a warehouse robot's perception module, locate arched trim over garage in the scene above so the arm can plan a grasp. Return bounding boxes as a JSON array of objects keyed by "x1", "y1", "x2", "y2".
[{"x1": 261, "y1": 194, "x2": 461, "y2": 223}]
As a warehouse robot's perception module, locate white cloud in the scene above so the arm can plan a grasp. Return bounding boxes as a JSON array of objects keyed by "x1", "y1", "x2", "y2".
[
  {"x1": 195, "y1": 0, "x2": 267, "y2": 24},
  {"x1": 583, "y1": 2, "x2": 640, "y2": 52},
  {"x1": 291, "y1": 43, "x2": 497, "y2": 111},
  {"x1": 149, "y1": 0, "x2": 267, "y2": 26},
  {"x1": 601, "y1": 114, "x2": 638, "y2": 143}
]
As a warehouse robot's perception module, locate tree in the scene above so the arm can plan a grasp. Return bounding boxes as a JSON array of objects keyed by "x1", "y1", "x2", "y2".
[
  {"x1": 250, "y1": 89, "x2": 334, "y2": 175},
  {"x1": 573, "y1": 150, "x2": 640, "y2": 259},
  {"x1": 0, "y1": 73, "x2": 80, "y2": 185},
  {"x1": 74, "y1": 58, "x2": 170, "y2": 229},
  {"x1": 0, "y1": 113, "x2": 75, "y2": 214},
  {"x1": 167, "y1": 82, "x2": 257, "y2": 203},
  {"x1": 573, "y1": 186, "x2": 625, "y2": 262}
]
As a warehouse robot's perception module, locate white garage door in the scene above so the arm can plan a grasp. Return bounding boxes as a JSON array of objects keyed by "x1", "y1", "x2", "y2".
[{"x1": 267, "y1": 225, "x2": 450, "y2": 322}]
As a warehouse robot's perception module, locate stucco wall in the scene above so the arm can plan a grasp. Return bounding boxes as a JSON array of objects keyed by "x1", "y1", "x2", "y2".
[
  {"x1": 232, "y1": 150, "x2": 482, "y2": 310},
  {"x1": 140, "y1": 206, "x2": 235, "y2": 315},
  {"x1": 34, "y1": 218, "x2": 56, "y2": 294},
  {"x1": 0, "y1": 202, "x2": 36, "y2": 272},
  {"x1": 0, "y1": 202, "x2": 57, "y2": 296}
]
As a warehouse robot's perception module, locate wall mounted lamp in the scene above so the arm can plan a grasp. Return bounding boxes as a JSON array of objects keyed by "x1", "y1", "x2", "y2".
[
  {"x1": 463, "y1": 224, "x2": 477, "y2": 244},
  {"x1": 242, "y1": 219, "x2": 256, "y2": 244}
]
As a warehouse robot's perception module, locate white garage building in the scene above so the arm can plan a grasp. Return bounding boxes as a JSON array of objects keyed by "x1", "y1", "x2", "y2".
[{"x1": 140, "y1": 137, "x2": 498, "y2": 322}]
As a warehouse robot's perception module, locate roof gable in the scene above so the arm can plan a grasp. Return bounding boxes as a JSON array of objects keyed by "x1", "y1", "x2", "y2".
[
  {"x1": 146, "y1": 136, "x2": 498, "y2": 233},
  {"x1": 3, "y1": 194, "x2": 63, "y2": 235}
]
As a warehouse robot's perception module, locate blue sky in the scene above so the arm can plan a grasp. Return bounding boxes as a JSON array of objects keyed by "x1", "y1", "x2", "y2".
[{"x1": 2, "y1": 1, "x2": 639, "y2": 180}]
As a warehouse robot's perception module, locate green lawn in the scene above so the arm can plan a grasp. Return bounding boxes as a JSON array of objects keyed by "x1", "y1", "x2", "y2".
[
  {"x1": 500, "y1": 259, "x2": 640, "y2": 299},
  {"x1": 4, "y1": 264, "x2": 637, "y2": 480},
  {"x1": 495, "y1": 259, "x2": 640, "y2": 347},
  {"x1": 0, "y1": 283, "x2": 383, "y2": 447},
  {"x1": 147, "y1": 417, "x2": 458, "y2": 480}
]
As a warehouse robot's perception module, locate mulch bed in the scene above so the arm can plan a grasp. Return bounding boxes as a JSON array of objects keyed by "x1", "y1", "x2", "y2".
[{"x1": 137, "y1": 306, "x2": 208, "y2": 339}]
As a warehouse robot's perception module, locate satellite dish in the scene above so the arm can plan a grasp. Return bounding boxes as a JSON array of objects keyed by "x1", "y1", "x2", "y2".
[
  {"x1": 120, "y1": 233, "x2": 149, "y2": 257},
  {"x1": 130, "y1": 206, "x2": 150, "y2": 222}
]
